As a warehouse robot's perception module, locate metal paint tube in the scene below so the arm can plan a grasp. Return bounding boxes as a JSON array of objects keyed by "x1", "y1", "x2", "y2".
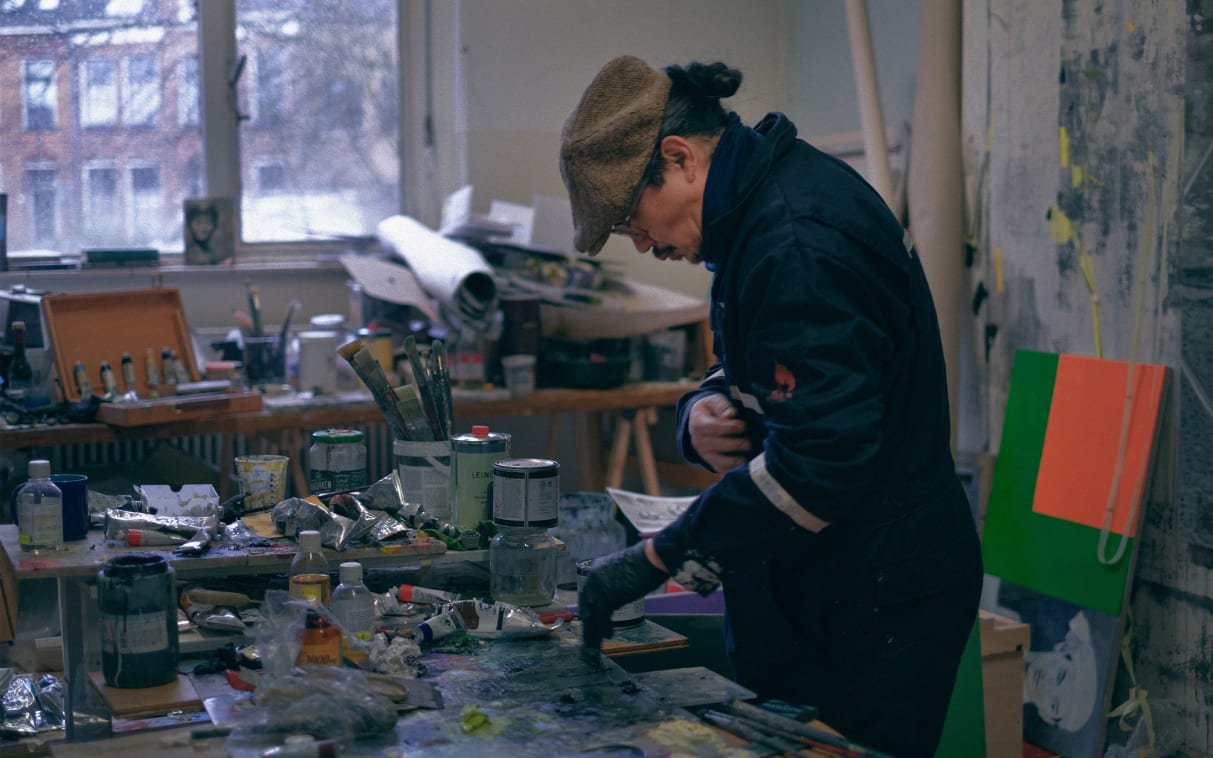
[
  {"x1": 415, "y1": 608, "x2": 465, "y2": 643},
  {"x1": 491, "y1": 458, "x2": 560, "y2": 528},
  {"x1": 577, "y1": 558, "x2": 645, "y2": 628},
  {"x1": 451, "y1": 426, "x2": 511, "y2": 530}
]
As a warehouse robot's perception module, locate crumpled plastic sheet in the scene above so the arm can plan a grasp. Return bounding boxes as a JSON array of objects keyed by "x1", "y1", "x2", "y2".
[
  {"x1": 270, "y1": 493, "x2": 417, "y2": 551},
  {"x1": 1, "y1": 673, "x2": 63, "y2": 738}
]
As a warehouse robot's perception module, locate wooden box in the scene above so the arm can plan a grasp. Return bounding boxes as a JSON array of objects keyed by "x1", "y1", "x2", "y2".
[
  {"x1": 42, "y1": 288, "x2": 200, "y2": 403},
  {"x1": 980, "y1": 609, "x2": 1032, "y2": 758},
  {"x1": 95, "y1": 389, "x2": 262, "y2": 426}
]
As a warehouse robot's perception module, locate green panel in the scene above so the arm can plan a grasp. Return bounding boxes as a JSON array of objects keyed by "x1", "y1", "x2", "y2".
[
  {"x1": 982, "y1": 350, "x2": 1132, "y2": 617},
  {"x1": 934, "y1": 618, "x2": 986, "y2": 758}
]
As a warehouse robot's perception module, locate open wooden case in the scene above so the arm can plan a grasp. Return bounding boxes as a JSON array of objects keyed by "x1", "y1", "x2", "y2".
[{"x1": 41, "y1": 287, "x2": 261, "y2": 426}]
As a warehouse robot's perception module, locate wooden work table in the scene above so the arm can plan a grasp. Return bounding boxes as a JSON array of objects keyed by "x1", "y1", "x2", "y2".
[{"x1": 0, "y1": 380, "x2": 705, "y2": 496}]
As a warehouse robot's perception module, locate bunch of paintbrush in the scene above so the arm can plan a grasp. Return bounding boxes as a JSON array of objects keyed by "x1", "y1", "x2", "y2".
[
  {"x1": 400, "y1": 335, "x2": 454, "y2": 441},
  {"x1": 337, "y1": 339, "x2": 412, "y2": 441},
  {"x1": 337, "y1": 335, "x2": 456, "y2": 443},
  {"x1": 700, "y1": 699, "x2": 895, "y2": 758}
]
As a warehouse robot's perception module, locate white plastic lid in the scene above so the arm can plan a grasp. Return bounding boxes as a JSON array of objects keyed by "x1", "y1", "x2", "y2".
[
  {"x1": 339, "y1": 561, "x2": 363, "y2": 584},
  {"x1": 298, "y1": 530, "x2": 321, "y2": 551},
  {"x1": 28, "y1": 460, "x2": 50, "y2": 479}
]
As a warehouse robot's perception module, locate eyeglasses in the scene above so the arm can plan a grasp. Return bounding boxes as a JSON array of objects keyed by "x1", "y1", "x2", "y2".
[{"x1": 610, "y1": 151, "x2": 658, "y2": 238}]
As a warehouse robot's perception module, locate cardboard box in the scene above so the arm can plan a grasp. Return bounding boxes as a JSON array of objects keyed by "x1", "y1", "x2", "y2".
[{"x1": 980, "y1": 609, "x2": 1032, "y2": 758}]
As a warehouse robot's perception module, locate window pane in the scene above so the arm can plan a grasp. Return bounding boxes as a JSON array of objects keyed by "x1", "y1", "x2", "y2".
[
  {"x1": 1, "y1": 5, "x2": 200, "y2": 256},
  {"x1": 81, "y1": 58, "x2": 119, "y2": 128},
  {"x1": 237, "y1": 0, "x2": 400, "y2": 243},
  {"x1": 23, "y1": 59, "x2": 57, "y2": 130},
  {"x1": 125, "y1": 53, "x2": 160, "y2": 127}
]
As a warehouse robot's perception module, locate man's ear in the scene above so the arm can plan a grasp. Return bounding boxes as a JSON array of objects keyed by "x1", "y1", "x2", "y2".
[{"x1": 659, "y1": 135, "x2": 700, "y2": 181}]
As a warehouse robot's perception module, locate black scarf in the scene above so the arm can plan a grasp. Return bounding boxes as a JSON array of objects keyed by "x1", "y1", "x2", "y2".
[{"x1": 701, "y1": 112, "x2": 759, "y2": 271}]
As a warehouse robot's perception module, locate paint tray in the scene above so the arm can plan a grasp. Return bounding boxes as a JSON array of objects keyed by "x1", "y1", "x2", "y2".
[{"x1": 41, "y1": 288, "x2": 200, "y2": 403}]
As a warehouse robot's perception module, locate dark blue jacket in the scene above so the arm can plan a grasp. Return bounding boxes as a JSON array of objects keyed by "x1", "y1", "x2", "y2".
[{"x1": 651, "y1": 113, "x2": 981, "y2": 704}]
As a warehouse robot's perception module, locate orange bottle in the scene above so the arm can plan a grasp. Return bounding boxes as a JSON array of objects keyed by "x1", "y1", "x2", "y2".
[{"x1": 296, "y1": 609, "x2": 341, "y2": 667}]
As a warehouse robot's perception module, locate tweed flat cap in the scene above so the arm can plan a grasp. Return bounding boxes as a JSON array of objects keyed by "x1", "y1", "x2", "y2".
[{"x1": 560, "y1": 56, "x2": 672, "y2": 255}]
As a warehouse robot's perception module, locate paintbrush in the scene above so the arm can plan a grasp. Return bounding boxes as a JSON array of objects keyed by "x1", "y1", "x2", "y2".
[
  {"x1": 277, "y1": 299, "x2": 299, "y2": 352},
  {"x1": 402, "y1": 335, "x2": 445, "y2": 440},
  {"x1": 394, "y1": 384, "x2": 435, "y2": 441},
  {"x1": 699, "y1": 709, "x2": 800, "y2": 755},
  {"x1": 245, "y1": 279, "x2": 264, "y2": 337},
  {"x1": 722, "y1": 700, "x2": 895, "y2": 758},
  {"x1": 430, "y1": 339, "x2": 454, "y2": 439},
  {"x1": 337, "y1": 339, "x2": 411, "y2": 440}
]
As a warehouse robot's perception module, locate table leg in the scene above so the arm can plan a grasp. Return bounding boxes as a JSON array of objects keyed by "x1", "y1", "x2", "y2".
[{"x1": 59, "y1": 574, "x2": 92, "y2": 741}]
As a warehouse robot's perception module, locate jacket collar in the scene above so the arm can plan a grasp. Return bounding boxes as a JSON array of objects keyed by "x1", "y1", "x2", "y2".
[{"x1": 700, "y1": 112, "x2": 798, "y2": 269}]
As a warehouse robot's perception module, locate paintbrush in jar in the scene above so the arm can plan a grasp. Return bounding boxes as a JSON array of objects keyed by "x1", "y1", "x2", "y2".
[
  {"x1": 393, "y1": 384, "x2": 435, "y2": 441},
  {"x1": 337, "y1": 338, "x2": 410, "y2": 440},
  {"x1": 402, "y1": 335, "x2": 445, "y2": 440}
]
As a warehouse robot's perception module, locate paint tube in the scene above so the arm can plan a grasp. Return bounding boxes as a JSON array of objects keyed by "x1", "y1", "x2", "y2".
[
  {"x1": 414, "y1": 608, "x2": 466, "y2": 643},
  {"x1": 445, "y1": 599, "x2": 558, "y2": 640},
  {"x1": 397, "y1": 584, "x2": 456, "y2": 605},
  {"x1": 124, "y1": 528, "x2": 187, "y2": 547}
]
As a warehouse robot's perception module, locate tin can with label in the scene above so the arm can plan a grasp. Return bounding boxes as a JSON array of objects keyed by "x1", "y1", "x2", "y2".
[
  {"x1": 492, "y1": 458, "x2": 560, "y2": 528},
  {"x1": 577, "y1": 558, "x2": 645, "y2": 628},
  {"x1": 308, "y1": 428, "x2": 368, "y2": 494},
  {"x1": 452, "y1": 426, "x2": 511, "y2": 530}
]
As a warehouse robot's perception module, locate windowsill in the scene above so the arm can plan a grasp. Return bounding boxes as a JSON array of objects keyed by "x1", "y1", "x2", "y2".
[{"x1": 2, "y1": 255, "x2": 348, "y2": 285}]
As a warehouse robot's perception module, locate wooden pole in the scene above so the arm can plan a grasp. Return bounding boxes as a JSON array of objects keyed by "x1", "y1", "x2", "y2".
[{"x1": 845, "y1": 0, "x2": 895, "y2": 210}]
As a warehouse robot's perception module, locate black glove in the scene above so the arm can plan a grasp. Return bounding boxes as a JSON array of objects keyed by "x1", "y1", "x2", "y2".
[{"x1": 578, "y1": 541, "x2": 668, "y2": 655}]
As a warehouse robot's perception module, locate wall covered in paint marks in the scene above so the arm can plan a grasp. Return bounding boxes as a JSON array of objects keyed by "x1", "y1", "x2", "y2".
[{"x1": 962, "y1": 0, "x2": 1211, "y2": 754}]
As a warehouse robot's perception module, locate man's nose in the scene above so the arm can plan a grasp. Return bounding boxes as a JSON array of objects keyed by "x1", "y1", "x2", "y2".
[{"x1": 631, "y1": 234, "x2": 653, "y2": 253}]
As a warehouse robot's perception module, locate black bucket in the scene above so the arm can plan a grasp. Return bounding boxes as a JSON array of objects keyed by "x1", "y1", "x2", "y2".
[{"x1": 98, "y1": 553, "x2": 179, "y2": 688}]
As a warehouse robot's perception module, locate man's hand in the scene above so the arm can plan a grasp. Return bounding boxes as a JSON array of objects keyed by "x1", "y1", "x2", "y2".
[
  {"x1": 688, "y1": 393, "x2": 754, "y2": 473},
  {"x1": 578, "y1": 541, "x2": 668, "y2": 656}
]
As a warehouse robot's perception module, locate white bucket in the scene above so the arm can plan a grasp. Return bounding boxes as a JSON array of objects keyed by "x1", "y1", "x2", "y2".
[{"x1": 394, "y1": 439, "x2": 452, "y2": 521}]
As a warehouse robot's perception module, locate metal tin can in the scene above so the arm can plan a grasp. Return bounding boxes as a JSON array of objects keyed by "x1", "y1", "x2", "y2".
[
  {"x1": 492, "y1": 458, "x2": 560, "y2": 528},
  {"x1": 452, "y1": 426, "x2": 511, "y2": 530},
  {"x1": 577, "y1": 558, "x2": 645, "y2": 628},
  {"x1": 308, "y1": 428, "x2": 368, "y2": 494}
]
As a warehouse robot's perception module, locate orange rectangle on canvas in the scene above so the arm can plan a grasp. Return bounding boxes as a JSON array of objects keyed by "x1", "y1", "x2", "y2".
[{"x1": 1031, "y1": 355, "x2": 1167, "y2": 534}]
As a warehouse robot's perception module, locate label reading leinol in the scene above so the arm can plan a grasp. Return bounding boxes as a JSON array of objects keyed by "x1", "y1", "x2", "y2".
[
  {"x1": 492, "y1": 458, "x2": 560, "y2": 527},
  {"x1": 452, "y1": 431, "x2": 511, "y2": 530}
]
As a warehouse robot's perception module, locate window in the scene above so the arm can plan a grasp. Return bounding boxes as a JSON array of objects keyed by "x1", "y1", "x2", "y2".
[
  {"x1": 84, "y1": 166, "x2": 121, "y2": 244},
  {"x1": 80, "y1": 58, "x2": 119, "y2": 128},
  {"x1": 130, "y1": 166, "x2": 161, "y2": 239},
  {"x1": 125, "y1": 53, "x2": 160, "y2": 127},
  {"x1": 237, "y1": 0, "x2": 399, "y2": 243},
  {"x1": 178, "y1": 55, "x2": 199, "y2": 127},
  {"x1": 254, "y1": 47, "x2": 286, "y2": 126},
  {"x1": 1, "y1": 1, "x2": 422, "y2": 259},
  {"x1": 22, "y1": 59, "x2": 57, "y2": 131},
  {"x1": 24, "y1": 168, "x2": 57, "y2": 245}
]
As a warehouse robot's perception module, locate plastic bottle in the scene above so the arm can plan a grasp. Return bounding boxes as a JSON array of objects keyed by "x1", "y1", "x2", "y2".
[
  {"x1": 329, "y1": 561, "x2": 375, "y2": 664},
  {"x1": 288, "y1": 530, "x2": 330, "y2": 605},
  {"x1": 5, "y1": 321, "x2": 34, "y2": 406},
  {"x1": 15, "y1": 459, "x2": 63, "y2": 552}
]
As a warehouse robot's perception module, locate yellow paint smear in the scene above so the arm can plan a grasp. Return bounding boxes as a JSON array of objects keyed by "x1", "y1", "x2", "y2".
[
  {"x1": 1049, "y1": 205, "x2": 1075, "y2": 245},
  {"x1": 1059, "y1": 126, "x2": 1070, "y2": 168},
  {"x1": 994, "y1": 247, "x2": 1005, "y2": 294},
  {"x1": 1072, "y1": 165, "x2": 1083, "y2": 189},
  {"x1": 646, "y1": 718, "x2": 750, "y2": 757}
]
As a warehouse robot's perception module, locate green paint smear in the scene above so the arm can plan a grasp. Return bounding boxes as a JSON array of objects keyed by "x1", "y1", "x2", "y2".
[{"x1": 982, "y1": 350, "x2": 1132, "y2": 617}]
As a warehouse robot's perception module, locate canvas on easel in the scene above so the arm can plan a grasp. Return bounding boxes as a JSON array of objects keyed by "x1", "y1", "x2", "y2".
[{"x1": 980, "y1": 349, "x2": 1170, "y2": 758}]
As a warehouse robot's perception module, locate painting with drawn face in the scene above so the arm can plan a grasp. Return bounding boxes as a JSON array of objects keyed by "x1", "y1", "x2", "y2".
[
  {"x1": 981, "y1": 576, "x2": 1119, "y2": 757},
  {"x1": 183, "y1": 197, "x2": 234, "y2": 265}
]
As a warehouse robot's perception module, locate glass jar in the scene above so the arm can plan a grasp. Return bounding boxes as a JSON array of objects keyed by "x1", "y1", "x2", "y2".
[
  {"x1": 308, "y1": 428, "x2": 367, "y2": 494},
  {"x1": 549, "y1": 492, "x2": 626, "y2": 591},
  {"x1": 489, "y1": 526, "x2": 558, "y2": 607}
]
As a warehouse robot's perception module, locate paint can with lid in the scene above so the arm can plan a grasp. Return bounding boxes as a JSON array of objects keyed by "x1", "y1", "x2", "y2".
[
  {"x1": 451, "y1": 426, "x2": 511, "y2": 532},
  {"x1": 98, "y1": 553, "x2": 179, "y2": 688},
  {"x1": 308, "y1": 428, "x2": 367, "y2": 494},
  {"x1": 577, "y1": 558, "x2": 646, "y2": 628},
  {"x1": 491, "y1": 458, "x2": 560, "y2": 527}
]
